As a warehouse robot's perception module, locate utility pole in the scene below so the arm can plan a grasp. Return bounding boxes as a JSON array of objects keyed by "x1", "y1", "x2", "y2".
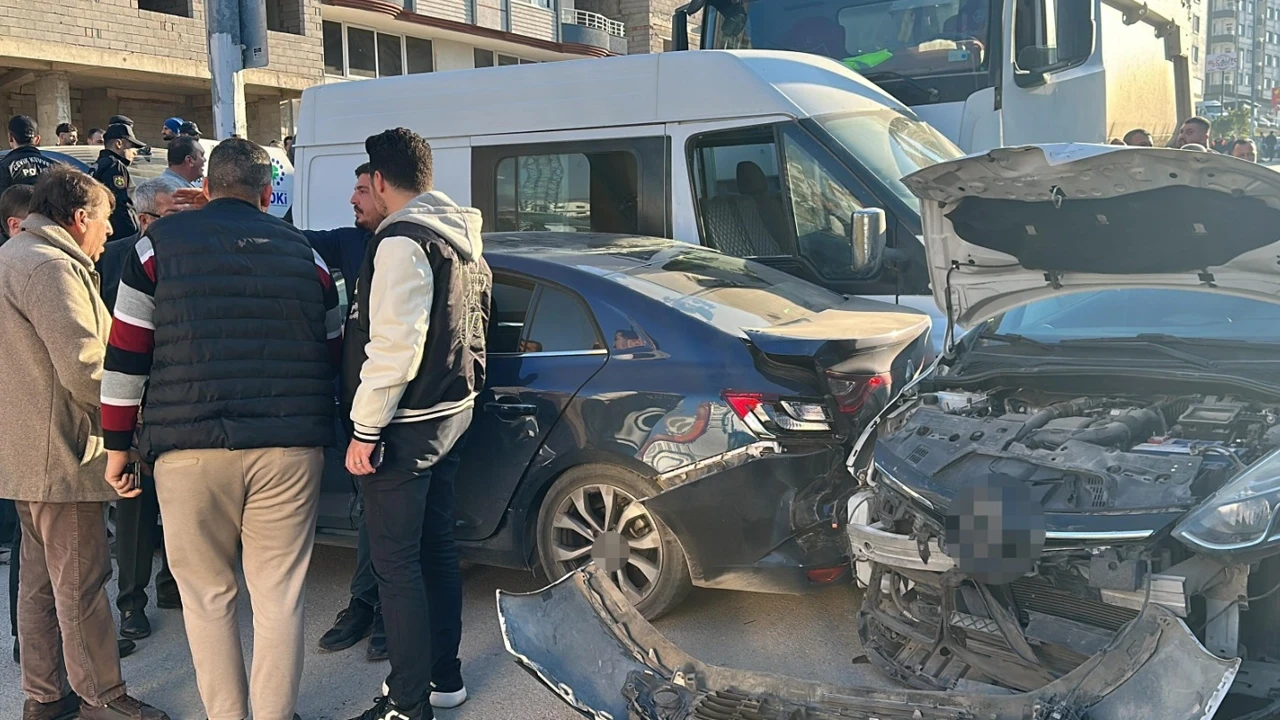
[{"x1": 205, "y1": 0, "x2": 270, "y2": 140}]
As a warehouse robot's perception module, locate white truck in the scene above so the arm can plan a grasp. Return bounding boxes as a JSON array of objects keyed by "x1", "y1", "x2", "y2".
[{"x1": 678, "y1": 0, "x2": 1195, "y2": 152}]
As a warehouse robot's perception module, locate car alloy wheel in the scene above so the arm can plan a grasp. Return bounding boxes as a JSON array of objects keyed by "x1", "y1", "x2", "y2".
[{"x1": 548, "y1": 483, "x2": 663, "y2": 604}]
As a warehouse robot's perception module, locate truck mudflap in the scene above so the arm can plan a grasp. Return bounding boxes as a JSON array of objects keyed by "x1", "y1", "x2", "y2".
[{"x1": 497, "y1": 565, "x2": 1240, "y2": 720}]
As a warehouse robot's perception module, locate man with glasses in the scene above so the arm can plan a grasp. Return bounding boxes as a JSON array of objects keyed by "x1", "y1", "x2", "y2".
[{"x1": 98, "y1": 176, "x2": 192, "y2": 311}]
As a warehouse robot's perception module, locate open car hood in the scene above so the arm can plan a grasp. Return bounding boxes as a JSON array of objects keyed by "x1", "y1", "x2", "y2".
[{"x1": 903, "y1": 145, "x2": 1280, "y2": 327}]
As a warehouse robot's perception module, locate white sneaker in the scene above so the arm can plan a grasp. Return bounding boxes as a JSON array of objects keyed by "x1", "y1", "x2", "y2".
[{"x1": 429, "y1": 685, "x2": 468, "y2": 709}]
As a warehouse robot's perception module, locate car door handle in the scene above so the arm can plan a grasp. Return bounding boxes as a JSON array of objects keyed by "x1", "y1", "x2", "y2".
[{"x1": 484, "y1": 401, "x2": 538, "y2": 417}]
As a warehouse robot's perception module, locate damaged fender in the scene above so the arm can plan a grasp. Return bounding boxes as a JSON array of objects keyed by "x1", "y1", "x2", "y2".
[{"x1": 498, "y1": 565, "x2": 1239, "y2": 720}]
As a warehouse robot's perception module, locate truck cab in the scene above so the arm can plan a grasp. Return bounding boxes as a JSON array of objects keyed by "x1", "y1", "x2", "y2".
[{"x1": 678, "y1": 0, "x2": 1195, "y2": 152}]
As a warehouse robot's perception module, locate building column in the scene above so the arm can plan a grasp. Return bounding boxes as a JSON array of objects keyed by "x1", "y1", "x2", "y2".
[
  {"x1": 34, "y1": 72, "x2": 71, "y2": 138},
  {"x1": 80, "y1": 88, "x2": 118, "y2": 132},
  {"x1": 248, "y1": 97, "x2": 285, "y2": 145}
]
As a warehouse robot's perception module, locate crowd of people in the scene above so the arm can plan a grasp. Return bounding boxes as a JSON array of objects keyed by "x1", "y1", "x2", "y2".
[
  {"x1": 1111, "y1": 115, "x2": 1273, "y2": 162},
  {"x1": 0, "y1": 112, "x2": 490, "y2": 720},
  {"x1": 0, "y1": 98, "x2": 1274, "y2": 720}
]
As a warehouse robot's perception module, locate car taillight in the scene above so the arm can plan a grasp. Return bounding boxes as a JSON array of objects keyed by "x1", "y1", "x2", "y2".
[
  {"x1": 826, "y1": 371, "x2": 891, "y2": 415},
  {"x1": 723, "y1": 391, "x2": 833, "y2": 437}
]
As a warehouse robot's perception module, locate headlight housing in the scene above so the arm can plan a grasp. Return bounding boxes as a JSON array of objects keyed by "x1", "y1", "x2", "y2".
[{"x1": 1173, "y1": 448, "x2": 1280, "y2": 556}]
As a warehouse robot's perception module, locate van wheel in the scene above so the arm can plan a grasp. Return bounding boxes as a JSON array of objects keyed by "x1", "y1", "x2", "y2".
[{"x1": 535, "y1": 464, "x2": 692, "y2": 620}]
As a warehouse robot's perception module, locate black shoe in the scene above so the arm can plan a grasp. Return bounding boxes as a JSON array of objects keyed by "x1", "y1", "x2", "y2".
[
  {"x1": 80, "y1": 694, "x2": 169, "y2": 719},
  {"x1": 22, "y1": 693, "x2": 79, "y2": 720},
  {"x1": 318, "y1": 598, "x2": 374, "y2": 652},
  {"x1": 155, "y1": 591, "x2": 181, "y2": 610},
  {"x1": 366, "y1": 612, "x2": 388, "y2": 662},
  {"x1": 119, "y1": 610, "x2": 151, "y2": 640},
  {"x1": 118, "y1": 638, "x2": 137, "y2": 659},
  {"x1": 348, "y1": 689, "x2": 427, "y2": 720}
]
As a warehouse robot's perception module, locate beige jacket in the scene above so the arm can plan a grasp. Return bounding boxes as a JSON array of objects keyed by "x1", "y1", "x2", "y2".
[{"x1": 0, "y1": 214, "x2": 115, "y2": 503}]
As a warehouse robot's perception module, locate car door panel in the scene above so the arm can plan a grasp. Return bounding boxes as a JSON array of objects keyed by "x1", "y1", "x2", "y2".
[{"x1": 454, "y1": 353, "x2": 607, "y2": 541}]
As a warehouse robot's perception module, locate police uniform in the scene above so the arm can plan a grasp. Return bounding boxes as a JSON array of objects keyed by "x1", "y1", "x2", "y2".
[
  {"x1": 92, "y1": 148, "x2": 139, "y2": 239},
  {"x1": 0, "y1": 145, "x2": 54, "y2": 194}
]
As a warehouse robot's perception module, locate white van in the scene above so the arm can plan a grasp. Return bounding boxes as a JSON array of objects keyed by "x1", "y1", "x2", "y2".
[{"x1": 295, "y1": 49, "x2": 963, "y2": 325}]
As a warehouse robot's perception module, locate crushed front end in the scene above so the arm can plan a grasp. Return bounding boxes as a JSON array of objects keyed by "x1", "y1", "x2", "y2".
[
  {"x1": 848, "y1": 389, "x2": 1280, "y2": 719},
  {"x1": 498, "y1": 565, "x2": 1239, "y2": 720}
]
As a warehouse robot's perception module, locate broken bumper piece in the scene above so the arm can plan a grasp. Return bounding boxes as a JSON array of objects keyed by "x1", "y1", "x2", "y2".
[{"x1": 497, "y1": 565, "x2": 1240, "y2": 720}]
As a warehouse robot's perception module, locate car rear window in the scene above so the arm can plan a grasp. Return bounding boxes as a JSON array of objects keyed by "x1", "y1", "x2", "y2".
[{"x1": 610, "y1": 248, "x2": 849, "y2": 332}]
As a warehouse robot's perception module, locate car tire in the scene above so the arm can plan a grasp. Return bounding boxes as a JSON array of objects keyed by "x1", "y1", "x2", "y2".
[{"x1": 535, "y1": 464, "x2": 692, "y2": 620}]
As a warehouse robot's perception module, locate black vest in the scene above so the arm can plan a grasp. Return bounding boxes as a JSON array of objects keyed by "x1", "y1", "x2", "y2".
[
  {"x1": 139, "y1": 198, "x2": 335, "y2": 459},
  {"x1": 341, "y1": 220, "x2": 491, "y2": 430}
]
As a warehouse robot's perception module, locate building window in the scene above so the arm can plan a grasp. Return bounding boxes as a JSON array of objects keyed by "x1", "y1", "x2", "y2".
[
  {"x1": 138, "y1": 0, "x2": 191, "y2": 17},
  {"x1": 1194, "y1": 16, "x2": 1201, "y2": 33},
  {"x1": 323, "y1": 21, "x2": 344, "y2": 75},
  {"x1": 325, "y1": 23, "x2": 435, "y2": 78},
  {"x1": 266, "y1": 0, "x2": 305, "y2": 35},
  {"x1": 1194, "y1": 46, "x2": 1201, "y2": 63},
  {"x1": 494, "y1": 152, "x2": 639, "y2": 233},
  {"x1": 378, "y1": 32, "x2": 403, "y2": 76},
  {"x1": 347, "y1": 27, "x2": 378, "y2": 78},
  {"x1": 475, "y1": 49, "x2": 528, "y2": 68},
  {"x1": 406, "y1": 37, "x2": 434, "y2": 74}
]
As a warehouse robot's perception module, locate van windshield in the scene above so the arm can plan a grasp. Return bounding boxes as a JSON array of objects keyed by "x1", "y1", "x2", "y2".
[{"x1": 817, "y1": 109, "x2": 963, "y2": 212}]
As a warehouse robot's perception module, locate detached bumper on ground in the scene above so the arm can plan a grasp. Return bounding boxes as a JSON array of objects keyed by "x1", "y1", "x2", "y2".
[{"x1": 497, "y1": 565, "x2": 1238, "y2": 720}]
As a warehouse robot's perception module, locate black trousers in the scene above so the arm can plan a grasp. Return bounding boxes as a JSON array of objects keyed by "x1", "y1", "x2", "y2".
[
  {"x1": 360, "y1": 412, "x2": 470, "y2": 712},
  {"x1": 3, "y1": 499, "x2": 16, "y2": 639},
  {"x1": 115, "y1": 474, "x2": 177, "y2": 613}
]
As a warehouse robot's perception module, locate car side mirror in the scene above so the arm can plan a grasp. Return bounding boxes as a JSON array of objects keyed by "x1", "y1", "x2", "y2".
[{"x1": 848, "y1": 207, "x2": 887, "y2": 279}]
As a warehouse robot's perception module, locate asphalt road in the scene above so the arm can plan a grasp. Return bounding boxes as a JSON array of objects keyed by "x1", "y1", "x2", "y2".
[{"x1": 0, "y1": 544, "x2": 882, "y2": 720}]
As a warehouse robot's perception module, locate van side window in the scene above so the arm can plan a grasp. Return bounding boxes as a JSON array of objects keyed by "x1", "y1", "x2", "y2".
[
  {"x1": 781, "y1": 128, "x2": 866, "y2": 280},
  {"x1": 689, "y1": 127, "x2": 794, "y2": 259},
  {"x1": 494, "y1": 152, "x2": 639, "y2": 234}
]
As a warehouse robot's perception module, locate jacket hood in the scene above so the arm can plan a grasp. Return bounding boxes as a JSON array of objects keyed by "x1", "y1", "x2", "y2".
[
  {"x1": 377, "y1": 191, "x2": 482, "y2": 261},
  {"x1": 19, "y1": 214, "x2": 95, "y2": 269},
  {"x1": 903, "y1": 144, "x2": 1280, "y2": 326}
]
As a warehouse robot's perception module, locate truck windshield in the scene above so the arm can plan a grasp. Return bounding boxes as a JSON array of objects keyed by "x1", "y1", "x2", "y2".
[
  {"x1": 708, "y1": 0, "x2": 992, "y2": 83},
  {"x1": 816, "y1": 109, "x2": 962, "y2": 212}
]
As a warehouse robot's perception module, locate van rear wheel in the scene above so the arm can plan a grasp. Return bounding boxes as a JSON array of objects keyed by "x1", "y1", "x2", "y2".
[{"x1": 535, "y1": 464, "x2": 692, "y2": 620}]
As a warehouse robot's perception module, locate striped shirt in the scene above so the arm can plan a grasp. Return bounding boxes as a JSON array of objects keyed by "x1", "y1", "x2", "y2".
[{"x1": 101, "y1": 234, "x2": 343, "y2": 452}]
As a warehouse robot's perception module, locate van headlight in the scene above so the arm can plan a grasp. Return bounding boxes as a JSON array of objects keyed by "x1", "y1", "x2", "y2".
[{"x1": 1174, "y1": 449, "x2": 1280, "y2": 554}]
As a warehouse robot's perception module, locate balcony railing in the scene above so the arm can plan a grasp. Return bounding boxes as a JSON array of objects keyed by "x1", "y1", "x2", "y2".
[{"x1": 561, "y1": 8, "x2": 625, "y2": 37}]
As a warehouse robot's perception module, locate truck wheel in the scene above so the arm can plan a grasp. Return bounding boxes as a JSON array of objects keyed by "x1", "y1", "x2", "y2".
[{"x1": 535, "y1": 464, "x2": 692, "y2": 620}]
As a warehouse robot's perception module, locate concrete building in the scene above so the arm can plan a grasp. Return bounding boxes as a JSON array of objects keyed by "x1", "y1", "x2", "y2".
[
  {"x1": 1205, "y1": 0, "x2": 1280, "y2": 121},
  {"x1": 320, "y1": 0, "x2": 626, "y2": 84},
  {"x1": 0, "y1": 0, "x2": 326, "y2": 147},
  {"x1": 0, "y1": 0, "x2": 626, "y2": 149}
]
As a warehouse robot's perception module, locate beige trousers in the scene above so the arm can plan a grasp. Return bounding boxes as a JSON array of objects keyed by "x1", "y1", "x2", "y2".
[{"x1": 153, "y1": 447, "x2": 323, "y2": 720}]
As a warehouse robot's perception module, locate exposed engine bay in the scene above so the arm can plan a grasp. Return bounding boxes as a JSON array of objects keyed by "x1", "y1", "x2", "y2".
[{"x1": 852, "y1": 389, "x2": 1280, "y2": 719}]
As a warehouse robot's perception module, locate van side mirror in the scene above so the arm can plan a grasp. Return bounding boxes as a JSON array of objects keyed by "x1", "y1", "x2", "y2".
[
  {"x1": 848, "y1": 208, "x2": 887, "y2": 279},
  {"x1": 673, "y1": 7, "x2": 690, "y2": 51}
]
